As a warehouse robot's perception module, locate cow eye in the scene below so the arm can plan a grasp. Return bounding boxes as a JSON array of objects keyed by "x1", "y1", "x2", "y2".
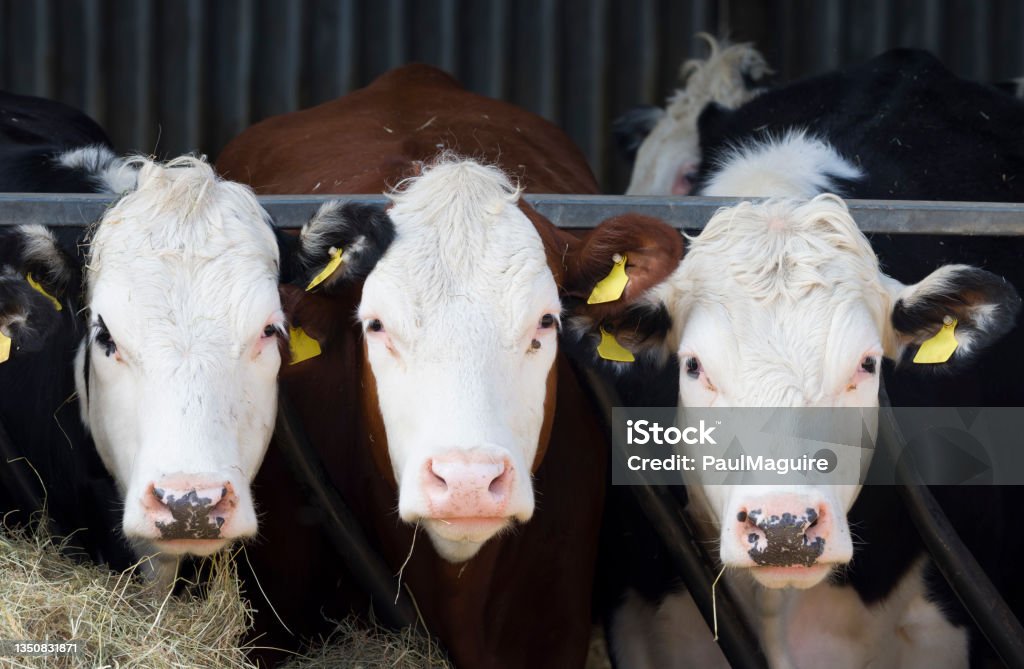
[
  {"x1": 539, "y1": 314, "x2": 557, "y2": 329},
  {"x1": 684, "y1": 356, "x2": 701, "y2": 379},
  {"x1": 262, "y1": 324, "x2": 279, "y2": 339},
  {"x1": 367, "y1": 318, "x2": 384, "y2": 333},
  {"x1": 860, "y1": 357, "x2": 877, "y2": 374},
  {"x1": 94, "y1": 315, "x2": 117, "y2": 357}
]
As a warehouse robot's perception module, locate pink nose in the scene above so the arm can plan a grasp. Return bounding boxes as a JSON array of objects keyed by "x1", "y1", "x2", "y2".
[
  {"x1": 731, "y1": 495, "x2": 832, "y2": 567},
  {"x1": 423, "y1": 451, "x2": 514, "y2": 518},
  {"x1": 142, "y1": 477, "x2": 238, "y2": 540}
]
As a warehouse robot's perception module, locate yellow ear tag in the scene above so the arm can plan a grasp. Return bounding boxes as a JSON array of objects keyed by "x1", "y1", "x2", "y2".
[
  {"x1": 305, "y1": 247, "x2": 344, "y2": 292},
  {"x1": 26, "y1": 273, "x2": 62, "y2": 311},
  {"x1": 913, "y1": 316, "x2": 959, "y2": 364},
  {"x1": 288, "y1": 326, "x2": 322, "y2": 365},
  {"x1": 597, "y1": 326, "x2": 635, "y2": 363},
  {"x1": 0, "y1": 332, "x2": 11, "y2": 364},
  {"x1": 587, "y1": 254, "x2": 629, "y2": 305}
]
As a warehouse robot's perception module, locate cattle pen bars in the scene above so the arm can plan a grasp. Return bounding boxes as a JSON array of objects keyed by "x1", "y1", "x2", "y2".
[
  {"x1": 2, "y1": 194, "x2": 1024, "y2": 668},
  {"x1": 3, "y1": 194, "x2": 1024, "y2": 234}
]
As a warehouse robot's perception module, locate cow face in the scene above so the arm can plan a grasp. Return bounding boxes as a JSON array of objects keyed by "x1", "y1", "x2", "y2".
[
  {"x1": 574, "y1": 195, "x2": 1019, "y2": 588},
  {"x1": 75, "y1": 157, "x2": 283, "y2": 557},
  {"x1": 0, "y1": 226, "x2": 77, "y2": 356},
  {"x1": 295, "y1": 158, "x2": 683, "y2": 563},
  {"x1": 625, "y1": 35, "x2": 771, "y2": 195}
]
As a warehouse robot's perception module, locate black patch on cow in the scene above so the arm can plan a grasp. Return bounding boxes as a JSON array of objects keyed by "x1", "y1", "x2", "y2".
[
  {"x1": 0, "y1": 274, "x2": 62, "y2": 354},
  {"x1": 0, "y1": 226, "x2": 83, "y2": 356},
  {"x1": 693, "y1": 48, "x2": 1024, "y2": 203},
  {"x1": 0, "y1": 90, "x2": 116, "y2": 193},
  {"x1": 294, "y1": 202, "x2": 396, "y2": 290},
  {"x1": 891, "y1": 267, "x2": 1021, "y2": 370},
  {"x1": 745, "y1": 508, "x2": 825, "y2": 567},
  {"x1": 612, "y1": 105, "x2": 665, "y2": 163},
  {"x1": 154, "y1": 489, "x2": 224, "y2": 540}
]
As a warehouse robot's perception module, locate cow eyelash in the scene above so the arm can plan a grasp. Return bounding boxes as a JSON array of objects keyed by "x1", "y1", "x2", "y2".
[{"x1": 92, "y1": 315, "x2": 117, "y2": 357}]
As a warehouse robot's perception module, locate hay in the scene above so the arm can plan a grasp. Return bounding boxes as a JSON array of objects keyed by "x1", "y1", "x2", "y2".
[
  {"x1": 283, "y1": 618, "x2": 451, "y2": 669},
  {"x1": 0, "y1": 523, "x2": 255, "y2": 669},
  {"x1": 0, "y1": 521, "x2": 456, "y2": 668}
]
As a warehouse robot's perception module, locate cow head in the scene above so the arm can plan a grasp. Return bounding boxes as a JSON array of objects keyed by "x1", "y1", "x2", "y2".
[
  {"x1": 0, "y1": 226, "x2": 78, "y2": 358},
  {"x1": 293, "y1": 157, "x2": 681, "y2": 562},
  {"x1": 624, "y1": 34, "x2": 771, "y2": 195},
  {"x1": 573, "y1": 195, "x2": 1020, "y2": 588},
  {"x1": 75, "y1": 156, "x2": 283, "y2": 557}
]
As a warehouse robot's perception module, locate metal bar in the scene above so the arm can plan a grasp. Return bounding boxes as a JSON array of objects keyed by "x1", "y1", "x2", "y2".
[
  {"x1": 0, "y1": 194, "x2": 1023, "y2": 235},
  {"x1": 208, "y1": 0, "x2": 254, "y2": 158},
  {"x1": 273, "y1": 395, "x2": 419, "y2": 630},
  {"x1": 877, "y1": 392, "x2": 1024, "y2": 667},
  {"x1": 56, "y1": 0, "x2": 101, "y2": 120},
  {"x1": 156, "y1": 0, "x2": 203, "y2": 155},
  {"x1": 309, "y1": 0, "x2": 357, "y2": 104},
  {"x1": 106, "y1": 0, "x2": 153, "y2": 153},
  {"x1": 252, "y1": 0, "x2": 301, "y2": 120},
  {"x1": 8, "y1": 0, "x2": 51, "y2": 97},
  {"x1": 574, "y1": 362, "x2": 768, "y2": 669}
]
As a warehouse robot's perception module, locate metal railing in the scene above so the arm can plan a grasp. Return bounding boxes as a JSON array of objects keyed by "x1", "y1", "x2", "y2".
[{"x1": 0, "y1": 194, "x2": 1023, "y2": 234}]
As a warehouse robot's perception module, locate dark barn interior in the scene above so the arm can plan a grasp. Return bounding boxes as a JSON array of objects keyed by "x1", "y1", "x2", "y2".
[{"x1": 0, "y1": 0, "x2": 1021, "y2": 193}]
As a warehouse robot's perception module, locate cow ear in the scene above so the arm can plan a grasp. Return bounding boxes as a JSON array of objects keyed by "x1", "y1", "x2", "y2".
[
  {"x1": 293, "y1": 201, "x2": 396, "y2": 292},
  {"x1": 562, "y1": 214, "x2": 683, "y2": 366},
  {"x1": 0, "y1": 225, "x2": 80, "y2": 358},
  {"x1": 889, "y1": 265, "x2": 1021, "y2": 369}
]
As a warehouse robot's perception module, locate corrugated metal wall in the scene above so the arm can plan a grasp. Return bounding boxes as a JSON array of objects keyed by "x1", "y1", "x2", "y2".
[{"x1": 0, "y1": 0, "x2": 1021, "y2": 193}]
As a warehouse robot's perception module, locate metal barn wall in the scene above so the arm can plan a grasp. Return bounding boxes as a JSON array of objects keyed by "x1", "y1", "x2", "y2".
[{"x1": 0, "y1": 0, "x2": 1022, "y2": 193}]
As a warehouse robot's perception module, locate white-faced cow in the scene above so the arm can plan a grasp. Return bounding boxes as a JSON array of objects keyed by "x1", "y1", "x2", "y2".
[
  {"x1": 601, "y1": 45, "x2": 1024, "y2": 667},
  {"x1": 74, "y1": 156, "x2": 284, "y2": 580},
  {"x1": 216, "y1": 63, "x2": 683, "y2": 666},
  {"x1": 587, "y1": 194, "x2": 1019, "y2": 667}
]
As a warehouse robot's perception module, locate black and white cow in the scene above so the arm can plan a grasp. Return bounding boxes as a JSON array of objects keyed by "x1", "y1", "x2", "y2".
[
  {"x1": 0, "y1": 91, "x2": 136, "y2": 565},
  {"x1": 592, "y1": 49, "x2": 1024, "y2": 668},
  {"x1": 1, "y1": 94, "x2": 286, "y2": 584}
]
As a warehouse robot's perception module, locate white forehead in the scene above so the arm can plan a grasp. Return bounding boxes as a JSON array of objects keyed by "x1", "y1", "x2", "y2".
[
  {"x1": 660, "y1": 196, "x2": 892, "y2": 396},
  {"x1": 86, "y1": 157, "x2": 279, "y2": 339},
  {"x1": 363, "y1": 159, "x2": 556, "y2": 342}
]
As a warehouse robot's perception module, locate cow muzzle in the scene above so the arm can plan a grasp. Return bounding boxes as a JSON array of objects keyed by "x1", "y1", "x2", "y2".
[
  {"x1": 720, "y1": 492, "x2": 852, "y2": 588},
  {"x1": 132, "y1": 475, "x2": 254, "y2": 555}
]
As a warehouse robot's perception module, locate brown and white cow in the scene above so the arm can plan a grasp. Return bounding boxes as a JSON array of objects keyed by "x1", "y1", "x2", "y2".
[{"x1": 216, "y1": 64, "x2": 682, "y2": 666}]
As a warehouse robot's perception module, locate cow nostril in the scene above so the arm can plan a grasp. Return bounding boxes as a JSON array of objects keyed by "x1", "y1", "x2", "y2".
[
  {"x1": 488, "y1": 466, "x2": 511, "y2": 497},
  {"x1": 426, "y1": 461, "x2": 448, "y2": 493}
]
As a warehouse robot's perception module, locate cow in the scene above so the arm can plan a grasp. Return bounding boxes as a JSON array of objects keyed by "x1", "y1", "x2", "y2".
[
  {"x1": 215, "y1": 63, "x2": 683, "y2": 666},
  {"x1": 68, "y1": 156, "x2": 287, "y2": 585},
  {"x1": 618, "y1": 34, "x2": 771, "y2": 195},
  {"x1": 593, "y1": 48, "x2": 1024, "y2": 667},
  {"x1": 581, "y1": 194, "x2": 1020, "y2": 667},
  {"x1": 0, "y1": 91, "x2": 136, "y2": 566}
]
